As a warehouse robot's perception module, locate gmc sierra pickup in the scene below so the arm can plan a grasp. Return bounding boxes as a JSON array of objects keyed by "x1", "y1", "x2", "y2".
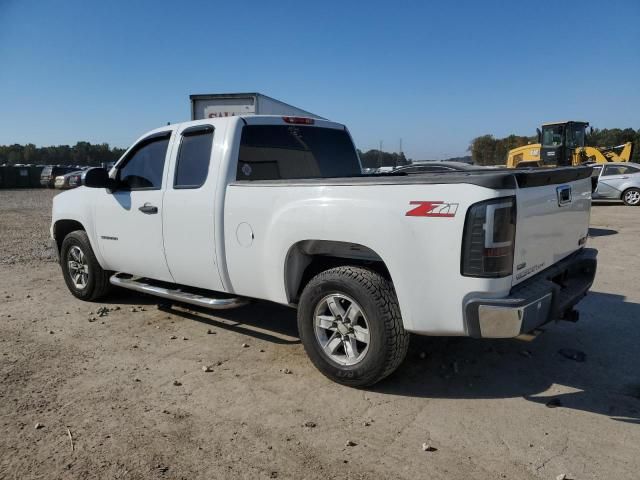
[{"x1": 51, "y1": 115, "x2": 597, "y2": 386}]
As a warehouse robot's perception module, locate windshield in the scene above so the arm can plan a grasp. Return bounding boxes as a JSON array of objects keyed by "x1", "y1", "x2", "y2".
[
  {"x1": 566, "y1": 123, "x2": 586, "y2": 148},
  {"x1": 237, "y1": 125, "x2": 361, "y2": 180},
  {"x1": 542, "y1": 125, "x2": 564, "y2": 147}
]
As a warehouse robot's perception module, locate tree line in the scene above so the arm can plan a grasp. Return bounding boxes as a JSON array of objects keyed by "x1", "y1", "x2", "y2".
[
  {"x1": 357, "y1": 149, "x2": 409, "y2": 169},
  {"x1": 0, "y1": 142, "x2": 410, "y2": 169},
  {"x1": 2, "y1": 128, "x2": 637, "y2": 168},
  {"x1": 0, "y1": 142, "x2": 126, "y2": 166},
  {"x1": 469, "y1": 128, "x2": 640, "y2": 165}
]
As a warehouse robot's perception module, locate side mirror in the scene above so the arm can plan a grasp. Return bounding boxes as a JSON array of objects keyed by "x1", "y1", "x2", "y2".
[
  {"x1": 536, "y1": 128, "x2": 542, "y2": 144},
  {"x1": 82, "y1": 167, "x2": 114, "y2": 189}
]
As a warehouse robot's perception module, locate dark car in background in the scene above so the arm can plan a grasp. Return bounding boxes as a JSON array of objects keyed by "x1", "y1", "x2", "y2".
[{"x1": 392, "y1": 161, "x2": 479, "y2": 174}]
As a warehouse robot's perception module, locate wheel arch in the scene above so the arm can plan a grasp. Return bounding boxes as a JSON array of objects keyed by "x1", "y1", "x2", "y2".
[
  {"x1": 283, "y1": 240, "x2": 393, "y2": 304},
  {"x1": 53, "y1": 219, "x2": 86, "y2": 254}
]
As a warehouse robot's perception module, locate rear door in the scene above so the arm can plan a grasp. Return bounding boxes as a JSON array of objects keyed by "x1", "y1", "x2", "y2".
[
  {"x1": 162, "y1": 123, "x2": 225, "y2": 292},
  {"x1": 93, "y1": 131, "x2": 175, "y2": 282},
  {"x1": 512, "y1": 172, "x2": 592, "y2": 285}
]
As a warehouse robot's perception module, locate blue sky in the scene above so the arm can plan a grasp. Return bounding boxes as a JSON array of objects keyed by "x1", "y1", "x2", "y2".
[{"x1": 0, "y1": 0, "x2": 638, "y2": 160}]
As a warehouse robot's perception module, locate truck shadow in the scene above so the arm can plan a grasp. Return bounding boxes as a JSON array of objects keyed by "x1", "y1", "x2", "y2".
[
  {"x1": 588, "y1": 227, "x2": 618, "y2": 237},
  {"x1": 103, "y1": 289, "x2": 300, "y2": 344},
  {"x1": 592, "y1": 200, "x2": 622, "y2": 207},
  {"x1": 373, "y1": 290, "x2": 640, "y2": 423},
  {"x1": 161, "y1": 302, "x2": 301, "y2": 345},
  {"x1": 105, "y1": 288, "x2": 639, "y2": 421}
]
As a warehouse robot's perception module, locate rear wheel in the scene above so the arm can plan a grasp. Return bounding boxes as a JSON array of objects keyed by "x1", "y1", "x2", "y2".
[
  {"x1": 297, "y1": 266, "x2": 409, "y2": 387},
  {"x1": 622, "y1": 188, "x2": 640, "y2": 206},
  {"x1": 60, "y1": 230, "x2": 111, "y2": 301}
]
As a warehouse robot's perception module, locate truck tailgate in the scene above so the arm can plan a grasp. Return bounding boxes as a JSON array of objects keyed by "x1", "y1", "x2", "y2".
[{"x1": 512, "y1": 169, "x2": 592, "y2": 285}]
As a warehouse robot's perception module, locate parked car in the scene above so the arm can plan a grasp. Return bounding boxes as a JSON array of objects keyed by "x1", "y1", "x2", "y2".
[
  {"x1": 591, "y1": 162, "x2": 640, "y2": 205},
  {"x1": 41, "y1": 166, "x2": 77, "y2": 188},
  {"x1": 50, "y1": 115, "x2": 597, "y2": 387},
  {"x1": 54, "y1": 170, "x2": 84, "y2": 190},
  {"x1": 393, "y1": 161, "x2": 478, "y2": 174}
]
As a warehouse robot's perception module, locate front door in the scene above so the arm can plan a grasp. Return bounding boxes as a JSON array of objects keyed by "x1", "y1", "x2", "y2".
[{"x1": 94, "y1": 130, "x2": 175, "y2": 282}]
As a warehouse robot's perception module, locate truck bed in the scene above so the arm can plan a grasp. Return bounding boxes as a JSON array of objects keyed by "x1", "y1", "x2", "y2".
[{"x1": 230, "y1": 165, "x2": 593, "y2": 190}]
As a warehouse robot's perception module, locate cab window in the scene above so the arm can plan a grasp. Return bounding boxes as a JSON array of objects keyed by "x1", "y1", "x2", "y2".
[
  {"x1": 174, "y1": 125, "x2": 214, "y2": 189},
  {"x1": 236, "y1": 125, "x2": 361, "y2": 181},
  {"x1": 542, "y1": 126, "x2": 564, "y2": 147},
  {"x1": 117, "y1": 132, "x2": 170, "y2": 190},
  {"x1": 566, "y1": 124, "x2": 586, "y2": 148}
]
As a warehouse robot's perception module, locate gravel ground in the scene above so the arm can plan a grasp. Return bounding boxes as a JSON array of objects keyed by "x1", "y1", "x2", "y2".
[
  {"x1": 1, "y1": 189, "x2": 639, "y2": 480},
  {"x1": 0, "y1": 188, "x2": 58, "y2": 265}
]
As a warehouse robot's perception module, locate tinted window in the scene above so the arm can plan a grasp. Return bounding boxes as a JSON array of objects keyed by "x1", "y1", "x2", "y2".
[
  {"x1": 566, "y1": 124, "x2": 586, "y2": 148},
  {"x1": 236, "y1": 125, "x2": 360, "y2": 181},
  {"x1": 174, "y1": 126, "x2": 213, "y2": 189},
  {"x1": 118, "y1": 135, "x2": 170, "y2": 190},
  {"x1": 542, "y1": 125, "x2": 564, "y2": 147}
]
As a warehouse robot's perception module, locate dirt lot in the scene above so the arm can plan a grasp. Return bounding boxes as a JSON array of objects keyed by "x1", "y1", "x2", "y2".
[{"x1": 1, "y1": 189, "x2": 639, "y2": 480}]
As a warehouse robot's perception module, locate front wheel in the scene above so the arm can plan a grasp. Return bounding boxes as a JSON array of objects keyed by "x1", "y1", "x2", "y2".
[
  {"x1": 60, "y1": 230, "x2": 111, "y2": 301},
  {"x1": 622, "y1": 188, "x2": 640, "y2": 206},
  {"x1": 297, "y1": 266, "x2": 409, "y2": 387}
]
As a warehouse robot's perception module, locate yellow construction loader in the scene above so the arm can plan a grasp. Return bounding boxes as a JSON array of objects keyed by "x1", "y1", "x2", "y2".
[{"x1": 507, "y1": 121, "x2": 634, "y2": 168}]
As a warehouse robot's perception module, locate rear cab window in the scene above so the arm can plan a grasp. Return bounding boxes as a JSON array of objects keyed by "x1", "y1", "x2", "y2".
[
  {"x1": 174, "y1": 125, "x2": 214, "y2": 189},
  {"x1": 236, "y1": 124, "x2": 361, "y2": 181}
]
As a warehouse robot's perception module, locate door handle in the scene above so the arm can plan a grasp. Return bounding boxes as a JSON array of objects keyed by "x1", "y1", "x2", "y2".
[{"x1": 138, "y1": 203, "x2": 158, "y2": 214}]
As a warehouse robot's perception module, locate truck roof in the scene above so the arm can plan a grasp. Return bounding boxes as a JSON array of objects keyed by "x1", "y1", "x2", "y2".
[{"x1": 164, "y1": 115, "x2": 345, "y2": 132}]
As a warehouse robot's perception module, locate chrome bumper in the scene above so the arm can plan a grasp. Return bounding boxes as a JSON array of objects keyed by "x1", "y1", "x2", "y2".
[{"x1": 464, "y1": 248, "x2": 597, "y2": 338}]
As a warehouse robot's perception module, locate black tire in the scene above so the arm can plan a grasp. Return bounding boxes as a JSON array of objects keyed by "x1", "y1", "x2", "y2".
[
  {"x1": 297, "y1": 266, "x2": 409, "y2": 387},
  {"x1": 60, "y1": 230, "x2": 111, "y2": 301},
  {"x1": 622, "y1": 188, "x2": 640, "y2": 206}
]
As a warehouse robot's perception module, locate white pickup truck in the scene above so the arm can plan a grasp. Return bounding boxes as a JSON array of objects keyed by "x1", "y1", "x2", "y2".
[{"x1": 51, "y1": 116, "x2": 597, "y2": 386}]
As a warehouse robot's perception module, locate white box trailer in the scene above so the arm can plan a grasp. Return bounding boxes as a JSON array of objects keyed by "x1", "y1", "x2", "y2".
[{"x1": 190, "y1": 92, "x2": 324, "y2": 121}]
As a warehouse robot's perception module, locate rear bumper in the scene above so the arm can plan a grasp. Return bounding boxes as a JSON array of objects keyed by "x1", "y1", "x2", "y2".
[{"x1": 464, "y1": 248, "x2": 597, "y2": 338}]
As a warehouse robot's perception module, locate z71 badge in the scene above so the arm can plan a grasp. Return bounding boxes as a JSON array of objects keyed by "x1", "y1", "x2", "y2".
[{"x1": 405, "y1": 201, "x2": 459, "y2": 217}]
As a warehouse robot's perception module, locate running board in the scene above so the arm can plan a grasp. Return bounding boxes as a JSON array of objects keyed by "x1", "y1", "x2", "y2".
[{"x1": 109, "y1": 273, "x2": 249, "y2": 310}]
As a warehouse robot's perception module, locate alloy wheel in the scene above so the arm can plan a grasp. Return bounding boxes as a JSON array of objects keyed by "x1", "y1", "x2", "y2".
[
  {"x1": 313, "y1": 294, "x2": 370, "y2": 366},
  {"x1": 67, "y1": 245, "x2": 89, "y2": 289}
]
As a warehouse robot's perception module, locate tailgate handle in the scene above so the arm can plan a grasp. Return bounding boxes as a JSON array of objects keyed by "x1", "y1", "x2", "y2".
[{"x1": 557, "y1": 185, "x2": 572, "y2": 206}]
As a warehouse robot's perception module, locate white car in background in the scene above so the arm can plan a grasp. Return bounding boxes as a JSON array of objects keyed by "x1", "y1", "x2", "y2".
[
  {"x1": 54, "y1": 170, "x2": 84, "y2": 190},
  {"x1": 591, "y1": 162, "x2": 640, "y2": 206}
]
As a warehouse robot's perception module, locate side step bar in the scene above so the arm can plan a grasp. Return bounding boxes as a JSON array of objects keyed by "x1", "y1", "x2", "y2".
[{"x1": 109, "y1": 273, "x2": 249, "y2": 310}]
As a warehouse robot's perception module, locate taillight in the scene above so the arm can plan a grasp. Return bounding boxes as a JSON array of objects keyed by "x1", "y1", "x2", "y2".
[
  {"x1": 461, "y1": 197, "x2": 516, "y2": 277},
  {"x1": 282, "y1": 116, "x2": 314, "y2": 125}
]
